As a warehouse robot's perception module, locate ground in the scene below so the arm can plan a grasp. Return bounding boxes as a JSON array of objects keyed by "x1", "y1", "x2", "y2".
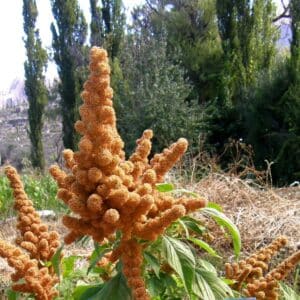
[{"x1": 0, "y1": 174, "x2": 299, "y2": 296}]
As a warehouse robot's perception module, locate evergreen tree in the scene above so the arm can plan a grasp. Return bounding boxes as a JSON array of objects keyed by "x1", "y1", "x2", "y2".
[
  {"x1": 205, "y1": 0, "x2": 278, "y2": 156},
  {"x1": 90, "y1": 0, "x2": 125, "y2": 59},
  {"x1": 216, "y1": 0, "x2": 278, "y2": 103},
  {"x1": 117, "y1": 6, "x2": 200, "y2": 153},
  {"x1": 272, "y1": 0, "x2": 300, "y2": 183},
  {"x1": 251, "y1": 0, "x2": 277, "y2": 71},
  {"x1": 102, "y1": 0, "x2": 125, "y2": 59},
  {"x1": 23, "y1": 0, "x2": 48, "y2": 171},
  {"x1": 50, "y1": 0, "x2": 87, "y2": 150},
  {"x1": 146, "y1": 0, "x2": 222, "y2": 103},
  {"x1": 239, "y1": 0, "x2": 300, "y2": 184},
  {"x1": 290, "y1": 0, "x2": 300, "y2": 76},
  {"x1": 90, "y1": 0, "x2": 103, "y2": 46},
  {"x1": 286, "y1": 0, "x2": 300, "y2": 137}
]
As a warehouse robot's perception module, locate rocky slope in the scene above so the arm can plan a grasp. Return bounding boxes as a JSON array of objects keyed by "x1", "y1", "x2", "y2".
[{"x1": 0, "y1": 79, "x2": 63, "y2": 169}]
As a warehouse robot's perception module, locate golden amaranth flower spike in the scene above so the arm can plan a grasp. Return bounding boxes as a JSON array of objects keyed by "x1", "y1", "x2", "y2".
[
  {"x1": 225, "y1": 236, "x2": 300, "y2": 300},
  {"x1": 0, "y1": 166, "x2": 61, "y2": 299},
  {"x1": 243, "y1": 250, "x2": 300, "y2": 300},
  {"x1": 225, "y1": 236, "x2": 288, "y2": 291},
  {"x1": 50, "y1": 47, "x2": 207, "y2": 300},
  {"x1": 5, "y1": 166, "x2": 60, "y2": 262},
  {"x1": 0, "y1": 240, "x2": 59, "y2": 300}
]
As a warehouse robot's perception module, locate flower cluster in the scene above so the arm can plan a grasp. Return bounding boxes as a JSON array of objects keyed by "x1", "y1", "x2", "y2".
[
  {"x1": 0, "y1": 240, "x2": 58, "y2": 300},
  {"x1": 0, "y1": 166, "x2": 60, "y2": 299},
  {"x1": 5, "y1": 167, "x2": 60, "y2": 261},
  {"x1": 225, "y1": 236, "x2": 287, "y2": 290},
  {"x1": 244, "y1": 250, "x2": 300, "y2": 300},
  {"x1": 50, "y1": 47, "x2": 207, "y2": 300},
  {"x1": 225, "y1": 236, "x2": 300, "y2": 300}
]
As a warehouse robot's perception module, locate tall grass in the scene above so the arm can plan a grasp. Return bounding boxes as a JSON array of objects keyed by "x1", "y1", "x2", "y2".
[{"x1": 0, "y1": 173, "x2": 66, "y2": 219}]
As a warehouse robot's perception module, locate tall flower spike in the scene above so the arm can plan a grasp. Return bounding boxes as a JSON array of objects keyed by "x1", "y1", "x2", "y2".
[
  {"x1": 50, "y1": 47, "x2": 207, "y2": 300},
  {"x1": 0, "y1": 240, "x2": 58, "y2": 300},
  {"x1": 0, "y1": 167, "x2": 60, "y2": 299},
  {"x1": 225, "y1": 236, "x2": 288, "y2": 291},
  {"x1": 129, "y1": 129, "x2": 153, "y2": 181},
  {"x1": 5, "y1": 166, "x2": 60, "y2": 262},
  {"x1": 225, "y1": 236, "x2": 300, "y2": 300},
  {"x1": 265, "y1": 250, "x2": 300, "y2": 281}
]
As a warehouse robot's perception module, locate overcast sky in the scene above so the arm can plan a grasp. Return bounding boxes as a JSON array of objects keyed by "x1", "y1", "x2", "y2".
[
  {"x1": 0, "y1": 0, "x2": 143, "y2": 91},
  {"x1": 0, "y1": 0, "x2": 286, "y2": 91}
]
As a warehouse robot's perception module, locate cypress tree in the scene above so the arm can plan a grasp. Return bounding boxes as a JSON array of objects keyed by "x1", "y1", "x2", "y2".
[
  {"x1": 205, "y1": 0, "x2": 279, "y2": 170},
  {"x1": 90, "y1": 0, "x2": 125, "y2": 59},
  {"x1": 50, "y1": 0, "x2": 87, "y2": 150},
  {"x1": 238, "y1": 0, "x2": 299, "y2": 184},
  {"x1": 216, "y1": 0, "x2": 277, "y2": 97},
  {"x1": 154, "y1": 0, "x2": 223, "y2": 103},
  {"x1": 272, "y1": 0, "x2": 300, "y2": 183},
  {"x1": 23, "y1": 0, "x2": 48, "y2": 171},
  {"x1": 90, "y1": 0, "x2": 104, "y2": 46},
  {"x1": 104, "y1": 0, "x2": 125, "y2": 59},
  {"x1": 290, "y1": 0, "x2": 300, "y2": 76},
  {"x1": 287, "y1": 0, "x2": 300, "y2": 127}
]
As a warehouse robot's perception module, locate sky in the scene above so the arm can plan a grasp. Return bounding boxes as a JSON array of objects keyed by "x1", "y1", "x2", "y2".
[
  {"x1": 0, "y1": 0, "x2": 143, "y2": 92},
  {"x1": 0, "y1": 0, "x2": 286, "y2": 92}
]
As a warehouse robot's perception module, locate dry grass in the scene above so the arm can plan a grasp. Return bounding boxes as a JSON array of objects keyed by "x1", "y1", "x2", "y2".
[
  {"x1": 1, "y1": 170, "x2": 299, "y2": 290},
  {"x1": 188, "y1": 173, "x2": 300, "y2": 254}
]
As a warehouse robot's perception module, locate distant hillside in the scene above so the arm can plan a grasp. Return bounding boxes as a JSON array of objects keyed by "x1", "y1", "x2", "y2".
[
  {"x1": 0, "y1": 79, "x2": 27, "y2": 110},
  {"x1": 0, "y1": 81, "x2": 63, "y2": 169}
]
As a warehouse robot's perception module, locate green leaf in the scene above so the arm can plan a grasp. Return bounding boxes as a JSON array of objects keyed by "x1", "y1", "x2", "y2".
[
  {"x1": 73, "y1": 284, "x2": 104, "y2": 300},
  {"x1": 161, "y1": 236, "x2": 195, "y2": 293},
  {"x1": 279, "y1": 282, "x2": 300, "y2": 300},
  {"x1": 177, "y1": 219, "x2": 190, "y2": 238},
  {"x1": 156, "y1": 183, "x2": 175, "y2": 192},
  {"x1": 192, "y1": 270, "x2": 215, "y2": 300},
  {"x1": 207, "y1": 202, "x2": 223, "y2": 212},
  {"x1": 50, "y1": 244, "x2": 64, "y2": 277},
  {"x1": 73, "y1": 271, "x2": 132, "y2": 300},
  {"x1": 147, "y1": 272, "x2": 180, "y2": 299},
  {"x1": 180, "y1": 216, "x2": 206, "y2": 235},
  {"x1": 193, "y1": 268, "x2": 234, "y2": 300},
  {"x1": 39, "y1": 259, "x2": 52, "y2": 267},
  {"x1": 146, "y1": 275, "x2": 166, "y2": 297},
  {"x1": 92, "y1": 271, "x2": 132, "y2": 300},
  {"x1": 62, "y1": 255, "x2": 78, "y2": 278},
  {"x1": 188, "y1": 237, "x2": 221, "y2": 258},
  {"x1": 197, "y1": 259, "x2": 218, "y2": 274},
  {"x1": 222, "y1": 278, "x2": 236, "y2": 285},
  {"x1": 144, "y1": 252, "x2": 161, "y2": 278},
  {"x1": 7, "y1": 289, "x2": 19, "y2": 300},
  {"x1": 159, "y1": 272, "x2": 178, "y2": 290},
  {"x1": 201, "y1": 208, "x2": 241, "y2": 258},
  {"x1": 87, "y1": 243, "x2": 111, "y2": 275}
]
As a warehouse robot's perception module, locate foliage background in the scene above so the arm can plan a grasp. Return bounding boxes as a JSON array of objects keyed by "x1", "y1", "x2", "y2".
[{"x1": 3, "y1": 0, "x2": 295, "y2": 186}]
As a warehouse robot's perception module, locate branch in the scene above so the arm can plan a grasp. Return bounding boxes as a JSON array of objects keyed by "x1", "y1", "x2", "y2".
[
  {"x1": 273, "y1": 1, "x2": 290, "y2": 23},
  {"x1": 145, "y1": 0, "x2": 159, "y2": 14},
  {"x1": 281, "y1": 0, "x2": 289, "y2": 11}
]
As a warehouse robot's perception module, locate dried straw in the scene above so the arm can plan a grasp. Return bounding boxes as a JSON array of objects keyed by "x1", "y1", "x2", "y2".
[{"x1": 190, "y1": 173, "x2": 299, "y2": 253}]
